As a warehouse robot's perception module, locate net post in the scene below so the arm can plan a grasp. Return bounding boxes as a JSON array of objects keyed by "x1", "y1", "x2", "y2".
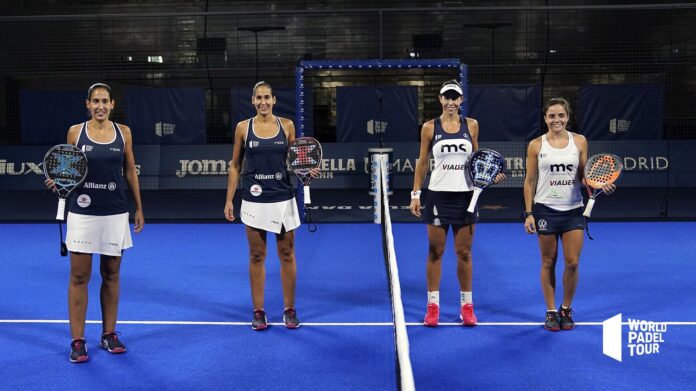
[{"x1": 294, "y1": 64, "x2": 307, "y2": 220}]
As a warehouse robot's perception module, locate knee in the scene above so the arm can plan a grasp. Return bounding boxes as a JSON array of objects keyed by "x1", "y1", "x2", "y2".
[
  {"x1": 427, "y1": 247, "x2": 444, "y2": 263},
  {"x1": 277, "y1": 247, "x2": 295, "y2": 264},
  {"x1": 70, "y1": 271, "x2": 91, "y2": 286},
  {"x1": 456, "y1": 250, "x2": 472, "y2": 264},
  {"x1": 249, "y1": 250, "x2": 266, "y2": 264},
  {"x1": 541, "y1": 256, "x2": 556, "y2": 270},
  {"x1": 564, "y1": 259, "x2": 579, "y2": 273},
  {"x1": 100, "y1": 269, "x2": 120, "y2": 283}
]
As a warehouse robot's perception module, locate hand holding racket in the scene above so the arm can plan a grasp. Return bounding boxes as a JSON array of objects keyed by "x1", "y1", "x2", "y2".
[
  {"x1": 287, "y1": 137, "x2": 322, "y2": 205},
  {"x1": 583, "y1": 153, "x2": 622, "y2": 218},
  {"x1": 466, "y1": 148, "x2": 505, "y2": 213},
  {"x1": 43, "y1": 144, "x2": 88, "y2": 220}
]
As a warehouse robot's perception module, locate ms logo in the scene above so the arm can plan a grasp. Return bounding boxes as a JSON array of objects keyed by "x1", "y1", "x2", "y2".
[
  {"x1": 440, "y1": 143, "x2": 467, "y2": 153},
  {"x1": 550, "y1": 164, "x2": 574, "y2": 172}
]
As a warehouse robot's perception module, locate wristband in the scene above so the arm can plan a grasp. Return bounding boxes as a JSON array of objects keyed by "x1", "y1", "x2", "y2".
[
  {"x1": 410, "y1": 190, "x2": 421, "y2": 200},
  {"x1": 524, "y1": 211, "x2": 533, "y2": 218}
]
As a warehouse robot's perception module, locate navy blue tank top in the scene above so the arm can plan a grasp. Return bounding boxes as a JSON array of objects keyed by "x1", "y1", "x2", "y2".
[
  {"x1": 241, "y1": 117, "x2": 294, "y2": 203},
  {"x1": 69, "y1": 122, "x2": 128, "y2": 216}
]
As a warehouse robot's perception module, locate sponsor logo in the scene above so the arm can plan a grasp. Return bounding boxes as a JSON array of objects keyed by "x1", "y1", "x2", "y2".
[
  {"x1": 83, "y1": 181, "x2": 117, "y2": 191},
  {"x1": 549, "y1": 179, "x2": 575, "y2": 186},
  {"x1": 439, "y1": 143, "x2": 468, "y2": 153},
  {"x1": 155, "y1": 122, "x2": 176, "y2": 137},
  {"x1": 367, "y1": 119, "x2": 387, "y2": 135},
  {"x1": 82, "y1": 145, "x2": 93, "y2": 152},
  {"x1": 76, "y1": 194, "x2": 91, "y2": 208},
  {"x1": 603, "y1": 313, "x2": 667, "y2": 362},
  {"x1": 434, "y1": 134, "x2": 443, "y2": 141},
  {"x1": 0, "y1": 160, "x2": 43, "y2": 175},
  {"x1": 609, "y1": 118, "x2": 631, "y2": 134},
  {"x1": 274, "y1": 140, "x2": 285, "y2": 145},
  {"x1": 537, "y1": 219, "x2": 548, "y2": 230},
  {"x1": 176, "y1": 160, "x2": 230, "y2": 177},
  {"x1": 250, "y1": 184, "x2": 262, "y2": 196},
  {"x1": 254, "y1": 173, "x2": 283, "y2": 180},
  {"x1": 110, "y1": 147, "x2": 121, "y2": 152},
  {"x1": 442, "y1": 164, "x2": 466, "y2": 170},
  {"x1": 248, "y1": 141, "x2": 260, "y2": 148},
  {"x1": 550, "y1": 163, "x2": 574, "y2": 172}
]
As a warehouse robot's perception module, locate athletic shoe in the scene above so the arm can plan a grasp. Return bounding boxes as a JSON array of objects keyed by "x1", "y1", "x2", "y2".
[
  {"x1": 69, "y1": 339, "x2": 89, "y2": 363},
  {"x1": 460, "y1": 303, "x2": 477, "y2": 326},
  {"x1": 282, "y1": 308, "x2": 301, "y2": 329},
  {"x1": 423, "y1": 303, "x2": 439, "y2": 327},
  {"x1": 252, "y1": 309, "x2": 268, "y2": 330},
  {"x1": 559, "y1": 306, "x2": 575, "y2": 330},
  {"x1": 544, "y1": 310, "x2": 561, "y2": 331},
  {"x1": 100, "y1": 332, "x2": 126, "y2": 353}
]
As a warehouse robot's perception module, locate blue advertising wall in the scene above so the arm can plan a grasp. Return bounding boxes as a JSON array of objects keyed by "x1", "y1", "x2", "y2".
[
  {"x1": 579, "y1": 83, "x2": 664, "y2": 140},
  {"x1": 469, "y1": 85, "x2": 541, "y2": 141},
  {"x1": 125, "y1": 87, "x2": 206, "y2": 144},
  {"x1": 20, "y1": 90, "x2": 87, "y2": 144},
  {"x1": 335, "y1": 86, "x2": 418, "y2": 143}
]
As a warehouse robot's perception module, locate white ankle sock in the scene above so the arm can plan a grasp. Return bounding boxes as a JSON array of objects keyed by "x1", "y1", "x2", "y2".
[
  {"x1": 428, "y1": 291, "x2": 440, "y2": 305},
  {"x1": 460, "y1": 291, "x2": 472, "y2": 305}
]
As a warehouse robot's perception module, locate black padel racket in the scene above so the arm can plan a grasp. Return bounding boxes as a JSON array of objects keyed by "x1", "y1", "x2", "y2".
[
  {"x1": 465, "y1": 148, "x2": 504, "y2": 213},
  {"x1": 43, "y1": 144, "x2": 88, "y2": 220}
]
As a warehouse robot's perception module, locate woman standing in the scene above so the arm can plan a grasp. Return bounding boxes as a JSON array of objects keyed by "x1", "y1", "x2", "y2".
[
  {"x1": 224, "y1": 81, "x2": 312, "y2": 331},
  {"x1": 409, "y1": 80, "x2": 503, "y2": 327},
  {"x1": 46, "y1": 83, "x2": 144, "y2": 362},
  {"x1": 523, "y1": 97, "x2": 613, "y2": 331}
]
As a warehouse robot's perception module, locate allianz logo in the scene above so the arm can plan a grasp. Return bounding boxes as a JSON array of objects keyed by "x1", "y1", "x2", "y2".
[
  {"x1": 0, "y1": 160, "x2": 43, "y2": 175},
  {"x1": 176, "y1": 159, "x2": 231, "y2": 177}
]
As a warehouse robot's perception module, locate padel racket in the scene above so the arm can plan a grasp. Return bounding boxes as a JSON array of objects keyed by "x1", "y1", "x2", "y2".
[
  {"x1": 43, "y1": 144, "x2": 88, "y2": 220},
  {"x1": 583, "y1": 153, "x2": 622, "y2": 217},
  {"x1": 465, "y1": 148, "x2": 504, "y2": 213},
  {"x1": 287, "y1": 137, "x2": 322, "y2": 205}
]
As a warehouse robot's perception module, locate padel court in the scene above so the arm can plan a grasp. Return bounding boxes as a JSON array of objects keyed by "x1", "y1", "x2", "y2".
[{"x1": 1, "y1": 222, "x2": 694, "y2": 390}]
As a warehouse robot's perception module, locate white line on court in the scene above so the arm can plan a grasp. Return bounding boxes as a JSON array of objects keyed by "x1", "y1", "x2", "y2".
[{"x1": 1, "y1": 320, "x2": 695, "y2": 326}]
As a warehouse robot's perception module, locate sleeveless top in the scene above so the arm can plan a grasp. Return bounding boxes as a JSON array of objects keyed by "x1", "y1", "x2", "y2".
[
  {"x1": 427, "y1": 116, "x2": 474, "y2": 192},
  {"x1": 533, "y1": 132, "x2": 583, "y2": 211},
  {"x1": 69, "y1": 122, "x2": 128, "y2": 216},
  {"x1": 241, "y1": 116, "x2": 294, "y2": 203}
]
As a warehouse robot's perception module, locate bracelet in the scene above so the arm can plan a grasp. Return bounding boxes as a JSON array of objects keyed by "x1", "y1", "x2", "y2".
[
  {"x1": 524, "y1": 211, "x2": 533, "y2": 218},
  {"x1": 410, "y1": 190, "x2": 421, "y2": 200}
]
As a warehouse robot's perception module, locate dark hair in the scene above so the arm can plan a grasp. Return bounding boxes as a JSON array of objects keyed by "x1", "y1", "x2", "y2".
[
  {"x1": 87, "y1": 83, "x2": 112, "y2": 100},
  {"x1": 543, "y1": 97, "x2": 571, "y2": 116},
  {"x1": 252, "y1": 81, "x2": 274, "y2": 97}
]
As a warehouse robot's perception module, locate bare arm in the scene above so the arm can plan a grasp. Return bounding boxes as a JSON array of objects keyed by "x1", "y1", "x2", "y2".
[
  {"x1": 523, "y1": 138, "x2": 541, "y2": 233},
  {"x1": 467, "y1": 117, "x2": 479, "y2": 151},
  {"x1": 121, "y1": 125, "x2": 144, "y2": 233},
  {"x1": 224, "y1": 121, "x2": 247, "y2": 221}
]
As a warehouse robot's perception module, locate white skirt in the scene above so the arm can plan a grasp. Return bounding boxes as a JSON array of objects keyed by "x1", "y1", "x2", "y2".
[
  {"x1": 66, "y1": 212, "x2": 133, "y2": 256},
  {"x1": 240, "y1": 198, "x2": 301, "y2": 234}
]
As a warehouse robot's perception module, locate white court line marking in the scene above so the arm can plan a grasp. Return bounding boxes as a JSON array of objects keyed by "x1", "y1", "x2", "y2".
[{"x1": 1, "y1": 320, "x2": 695, "y2": 326}]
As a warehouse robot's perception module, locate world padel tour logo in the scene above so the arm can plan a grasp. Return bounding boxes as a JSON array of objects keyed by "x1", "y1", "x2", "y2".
[{"x1": 603, "y1": 313, "x2": 668, "y2": 362}]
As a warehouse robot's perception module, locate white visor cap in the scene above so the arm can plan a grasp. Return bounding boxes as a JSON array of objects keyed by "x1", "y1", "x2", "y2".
[{"x1": 439, "y1": 83, "x2": 463, "y2": 96}]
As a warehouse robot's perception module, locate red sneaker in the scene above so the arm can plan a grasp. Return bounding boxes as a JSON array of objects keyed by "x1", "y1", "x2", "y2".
[
  {"x1": 423, "y1": 303, "x2": 439, "y2": 327},
  {"x1": 460, "y1": 303, "x2": 477, "y2": 326}
]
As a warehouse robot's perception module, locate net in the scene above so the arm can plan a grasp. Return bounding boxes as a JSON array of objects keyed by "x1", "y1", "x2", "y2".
[{"x1": 375, "y1": 153, "x2": 415, "y2": 391}]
